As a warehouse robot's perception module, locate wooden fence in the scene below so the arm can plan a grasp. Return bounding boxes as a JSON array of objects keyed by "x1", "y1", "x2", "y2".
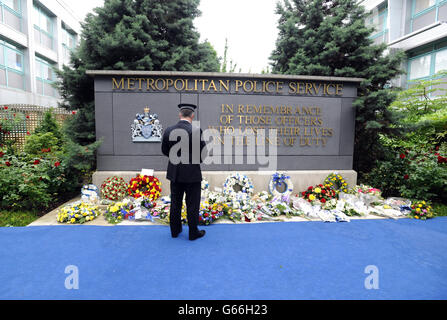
[{"x1": 0, "y1": 104, "x2": 74, "y2": 150}]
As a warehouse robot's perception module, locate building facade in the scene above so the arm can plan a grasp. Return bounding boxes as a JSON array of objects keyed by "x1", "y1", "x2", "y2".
[
  {"x1": 361, "y1": 0, "x2": 447, "y2": 88},
  {"x1": 0, "y1": 0, "x2": 81, "y2": 107}
]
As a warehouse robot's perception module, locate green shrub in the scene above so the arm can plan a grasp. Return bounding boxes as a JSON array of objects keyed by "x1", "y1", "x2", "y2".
[
  {"x1": 0, "y1": 148, "x2": 67, "y2": 210},
  {"x1": 24, "y1": 132, "x2": 60, "y2": 155},
  {"x1": 365, "y1": 147, "x2": 447, "y2": 202}
]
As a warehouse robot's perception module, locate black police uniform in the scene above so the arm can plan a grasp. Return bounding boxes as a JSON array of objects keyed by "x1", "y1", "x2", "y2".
[{"x1": 161, "y1": 104, "x2": 207, "y2": 239}]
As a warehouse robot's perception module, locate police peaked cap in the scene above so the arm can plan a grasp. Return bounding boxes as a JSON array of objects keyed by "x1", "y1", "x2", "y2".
[{"x1": 178, "y1": 103, "x2": 197, "y2": 112}]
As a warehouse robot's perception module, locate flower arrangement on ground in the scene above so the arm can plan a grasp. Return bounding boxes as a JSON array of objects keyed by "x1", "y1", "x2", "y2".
[
  {"x1": 324, "y1": 173, "x2": 348, "y2": 193},
  {"x1": 223, "y1": 173, "x2": 254, "y2": 201},
  {"x1": 100, "y1": 176, "x2": 128, "y2": 201},
  {"x1": 268, "y1": 172, "x2": 293, "y2": 201},
  {"x1": 201, "y1": 178, "x2": 209, "y2": 194},
  {"x1": 409, "y1": 201, "x2": 434, "y2": 220},
  {"x1": 104, "y1": 199, "x2": 134, "y2": 224},
  {"x1": 300, "y1": 184, "x2": 336, "y2": 204},
  {"x1": 199, "y1": 201, "x2": 227, "y2": 225},
  {"x1": 351, "y1": 184, "x2": 382, "y2": 197},
  {"x1": 150, "y1": 202, "x2": 170, "y2": 220},
  {"x1": 57, "y1": 202, "x2": 100, "y2": 224},
  {"x1": 127, "y1": 175, "x2": 162, "y2": 200}
]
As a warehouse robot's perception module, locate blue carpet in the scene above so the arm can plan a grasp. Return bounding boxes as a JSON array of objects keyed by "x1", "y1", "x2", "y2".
[{"x1": 1, "y1": 218, "x2": 447, "y2": 300}]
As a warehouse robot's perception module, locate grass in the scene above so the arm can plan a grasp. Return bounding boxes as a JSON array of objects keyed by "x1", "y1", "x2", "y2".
[
  {"x1": 433, "y1": 203, "x2": 447, "y2": 217},
  {"x1": 0, "y1": 210, "x2": 40, "y2": 227}
]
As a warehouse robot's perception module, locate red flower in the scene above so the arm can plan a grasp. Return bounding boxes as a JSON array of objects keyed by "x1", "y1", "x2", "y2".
[
  {"x1": 404, "y1": 174, "x2": 409, "y2": 180},
  {"x1": 26, "y1": 131, "x2": 30, "y2": 135},
  {"x1": 26, "y1": 115, "x2": 30, "y2": 119},
  {"x1": 54, "y1": 161, "x2": 61, "y2": 167},
  {"x1": 301, "y1": 191, "x2": 306, "y2": 196},
  {"x1": 322, "y1": 189, "x2": 326, "y2": 194},
  {"x1": 435, "y1": 145, "x2": 440, "y2": 151},
  {"x1": 5, "y1": 161, "x2": 11, "y2": 167},
  {"x1": 0, "y1": 151, "x2": 4, "y2": 158},
  {"x1": 321, "y1": 198, "x2": 326, "y2": 203},
  {"x1": 3, "y1": 106, "x2": 8, "y2": 110},
  {"x1": 33, "y1": 160, "x2": 40, "y2": 165},
  {"x1": 72, "y1": 111, "x2": 77, "y2": 115},
  {"x1": 399, "y1": 153, "x2": 405, "y2": 159},
  {"x1": 308, "y1": 186, "x2": 313, "y2": 190}
]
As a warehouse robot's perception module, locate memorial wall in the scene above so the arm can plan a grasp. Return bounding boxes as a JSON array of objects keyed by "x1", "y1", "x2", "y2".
[{"x1": 87, "y1": 71, "x2": 362, "y2": 173}]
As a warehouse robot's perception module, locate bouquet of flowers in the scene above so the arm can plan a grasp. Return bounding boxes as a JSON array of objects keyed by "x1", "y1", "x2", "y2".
[
  {"x1": 409, "y1": 201, "x2": 434, "y2": 220},
  {"x1": 351, "y1": 184, "x2": 382, "y2": 197},
  {"x1": 300, "y1": 184, "x2": 336, "y2": 205},
  {"x1": 100, "y1": 176, "x2": 128, "y2": 201},
  {"x1": 150, "y1": 202, "x2": 170, "y2": 220},
  {"x1": 127, "y1": 175, "x2": 162, "y2": 201},
  {"x1": 104, "y1": 199, "x2": 134, "y2": 224},
  {"x1": 199, "y1": 201, "x2": 227, "y2": 225},
  {"x1": 57, "y1": 202, "x2": 100, "y2": 224},
  {"x1": 324, "y1": 173, "x2": 348, "y2": 193}
]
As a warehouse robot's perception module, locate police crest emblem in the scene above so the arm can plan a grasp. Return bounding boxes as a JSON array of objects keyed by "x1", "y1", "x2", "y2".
[{"x1": 131, "y1": 107, "x2": 163, "y2": 142}]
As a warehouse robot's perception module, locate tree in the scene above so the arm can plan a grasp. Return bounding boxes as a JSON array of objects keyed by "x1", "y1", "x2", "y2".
[
  {"x1": 270, "y1": 0, "x2": 405, "y2": 177},
  {"x1": 219, "y1": 38, "x2": 239, "y2": 73},
  {"x1": 56, "y1": 0, "x2": 220, "y2": 148}
]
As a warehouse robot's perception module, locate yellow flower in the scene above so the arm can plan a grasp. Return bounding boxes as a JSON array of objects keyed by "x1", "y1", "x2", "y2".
[
  {"x1": 110, "y1": 205, "x2": 119, "y2": 213},
  {"x1": 416, "y1": 208, "x2": 421, "y2": 213},
  {"x1": 70, "y1": 218, "x2": 75, "y2": 223},
  {"x1": 418, "y1": 204, "x2": 422, "y2": 208},
  {"x1": 309, "y1": 194, "x2": 316, "y2": 201},
  {"x1": 422, "y1": 201, "x2": 426, "y2": 205},
  {"x1": 415, "y1": 216, "x2": 419, "y2": 219},
  {"x1": 314, "y1": 187, "x2": 321, "y2": 194}
]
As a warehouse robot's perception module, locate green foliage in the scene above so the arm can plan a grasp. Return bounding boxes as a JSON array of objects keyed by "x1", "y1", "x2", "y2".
[
  {"x1": 56, "y1": 0, "x2": 220, "y2": 146},
  {"x1": 34, "y1": 109, "x2": 62, "y2": 138},
  {"x1": 0, "y1": 150, "x2": 68, "y2": 210},
  {"x1": 24, "y1": 132, "x2": 60, "y2": 155},
  {"x1": 0, "y1": 210, "x2": 39, "y2": 227},
  {"x1": 365, "y1": 147, "x2": 447, "y2": 202},
  {"x1": 270, "y1": 0, "x2": 405, "y2": 176}
]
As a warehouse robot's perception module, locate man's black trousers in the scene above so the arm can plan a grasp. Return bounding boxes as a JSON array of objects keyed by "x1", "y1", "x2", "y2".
[{"x1": 169, "y1": 181, "x2": 201, "y2": 237}]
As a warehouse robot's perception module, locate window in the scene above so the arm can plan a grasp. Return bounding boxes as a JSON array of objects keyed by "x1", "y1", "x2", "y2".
[
  {"x1": 0, "y1": 0, "x2": 22, "y2": 32},
  {"x1": 1, "y1": 0, "x2": 20, "y2": 11},
  {"x1": 35, "y1": 57, "x2": 57, "y2": 97},
  {"x1": 366, "y1": 3, "x2": 388, "y2": 44},
  {"x1": 61, "y1": 26, "x2": 77, "y2": 65},
  {"x1": 408, "y1": 43, "x2": 447, "y2": 81},
  {"x1": 434, "y1": 48, "x2": 447, "y2": 73},
  {"x1": 410, "y1": 0, "x2": 447, "y2": 33},
  {"x1": 0, "y1": 39, "x2": 25, "y2": 90},
  {"x1": 414, "y1": 0, "x2": 436, "y2": 14},
  {"x1": 33, "y1": 5, "x2": 54, "y2": 50}
]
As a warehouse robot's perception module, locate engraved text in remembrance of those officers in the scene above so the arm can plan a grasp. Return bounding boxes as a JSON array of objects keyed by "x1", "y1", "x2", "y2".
[{"x1": 209, "y1": 103, "x2": 334, "y2": 147}]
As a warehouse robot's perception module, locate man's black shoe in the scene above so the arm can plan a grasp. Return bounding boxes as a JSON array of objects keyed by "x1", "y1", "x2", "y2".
[
  {"x1": 189, "y1": 230, "x2": 206, "y2": 241},
  {"x1": 171, "y1": 228, "x2": 182, "y2": 238}
]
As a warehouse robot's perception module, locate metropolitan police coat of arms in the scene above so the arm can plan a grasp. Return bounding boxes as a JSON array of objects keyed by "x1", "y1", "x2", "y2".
[{"x1": 131, "y1": 107, "x2": 163, "y2": 142}]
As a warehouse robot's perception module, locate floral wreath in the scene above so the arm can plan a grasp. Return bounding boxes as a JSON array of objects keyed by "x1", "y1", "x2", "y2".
[
  {"x1": 324, "y1": 173, "x2": 348, "y2": 193},
  {"x1": 127, "y1": 175, "x2": 162, "y2": 200},
  {"x1": 100, "y1": 176, "x2": 128, "y2": 201},
  {"x1": 223, "y1": 172, "x2": 254, "y2": 201},
  {"x1": 57, "y1": 202, "x2": 100, "y2": 224},
  {"x1": 268, "y1": 172, "x2": 293, "y2": 200}
]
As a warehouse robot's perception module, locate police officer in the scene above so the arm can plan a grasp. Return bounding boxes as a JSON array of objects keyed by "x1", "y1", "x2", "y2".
[{"x1": 161, "y1": 103, "x2": 207, "y2": 240}]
